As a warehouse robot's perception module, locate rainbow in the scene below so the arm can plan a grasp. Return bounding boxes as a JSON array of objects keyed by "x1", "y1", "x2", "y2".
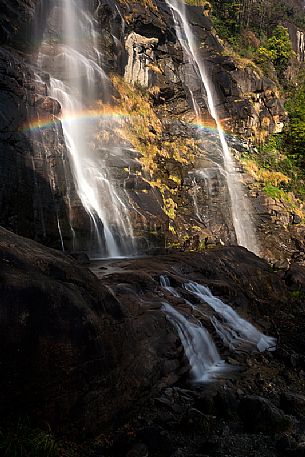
[
  {"x1": 189, "y1": 118, "x2": 232, "y2": 136},
  {"x1": 21, "y1": 107, "x2": 131, "y2": 133},
  {"x1": 22, "y1": 106, "x2": 233, "y2": 138}
]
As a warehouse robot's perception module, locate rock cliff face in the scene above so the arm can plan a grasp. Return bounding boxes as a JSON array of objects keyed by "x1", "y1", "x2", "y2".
[
  {"x1": 0, "y1": 0, "x2": 302, "y2": 263},
  {"x1": 288, "y1": 22, "x2": 305, "y2": 63},
  {"x1": 0, "y1": 47, "x2": 82, "y2": 249},
  {"x1": 0, "y1": 0, "x2": 47, "y2": 48}
]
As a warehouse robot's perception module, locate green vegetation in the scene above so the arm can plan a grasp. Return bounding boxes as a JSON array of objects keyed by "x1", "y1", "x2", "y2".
[
  {"x1": 0, "y1": 420, "x2": 58, "y2": 457},
  {"x1": 111, "y1": 75, "x2": 199, "y2": 225},
  {"x1": 241, "y1": 132, "x2": 305, "y2": 218},
  {"x1": 209, "y1": 0, "x2": 305, "y2": 39},
  {"x1": 256, "y1": 25, "x2": 294, "y2": 72},
  {"x1": 202, "y1": 0, "x2": 304, "y2": 215},
  {"x1": 290, "y1": 290, "x2": 305, "y2": 299},
  {"x1": 207, "y1": 1, "x2": 300, "y2": 77},
  {"x1": 284, "y1": 75, "x2": 305, "y2": 167}
]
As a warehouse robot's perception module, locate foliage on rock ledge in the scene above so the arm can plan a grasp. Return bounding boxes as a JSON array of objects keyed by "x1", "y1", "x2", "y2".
[
  {"x1": 241, "y1": 134, "x2": 305, "y2": 220},
  {"x1": 111, "y1": 75, "x2": 200, "y2": 223}
]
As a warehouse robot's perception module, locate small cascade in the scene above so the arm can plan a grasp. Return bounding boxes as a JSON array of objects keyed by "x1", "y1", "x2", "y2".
[
  {"x1": 160, "y1": 275, "x2": 276, "y2": 382},
  {"x1": 160, "y1": 275, "x2": 181, "y2": 297},
  {"x1": 165, "y1": 0, "x2": 259, "y2": 255},
  {"x1": 162, "y1": 302, "x2": 226, "y2": 382},
  {"x1": 184, "y1": 282, "x2": 276, "y2": 352},
  {"x1": 37, "y1": 0, "x2": 135, "y2": 258},
  {"x1": 161, "y1": 276, "x2": 228, "y2": 381}
]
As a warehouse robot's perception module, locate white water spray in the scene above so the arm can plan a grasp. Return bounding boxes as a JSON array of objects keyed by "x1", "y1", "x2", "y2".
[
  {"x1": 163, "y1": 302, "x2": 227, "y2": 382},
  {"x1": 160, "y1": 275, "x2": 276, "y2": 381},
  {"x1": 184, "y1": 281, "x2": 276, "y2": 352},
  {"x1": 166, "y1": 0, "x2": 259, "y2": 255},
  {"x1": 161, "y1": 276, "x2": 228, "y2": 381},
  {"x1": 38, "y1": 0, "x2": 134, "y2": 257}
]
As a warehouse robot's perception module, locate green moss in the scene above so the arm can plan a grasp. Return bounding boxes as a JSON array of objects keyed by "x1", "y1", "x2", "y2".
[
  {"x1": 290, "y1": 290, "x2": 305, "y2": 299},
  {"x1": 263, "y1": 184, "x2": 283, "y2": 200}
]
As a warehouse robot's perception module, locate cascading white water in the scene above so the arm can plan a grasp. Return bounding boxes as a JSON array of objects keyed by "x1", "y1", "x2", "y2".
[
  {"x1": 160, "y1": 275, "x2": 181, "y2": 297},
  {"x1": 162, "y1": 302, "x2": 226, "y2": 382},
  {"x1": 160, "y1": 276, "x2": 228, "y2": 381},
  {"x1": 165, "y1": 0, "x2": 259, "y2": 255},
  {"x1": 184, "y1": 281, "x2": 276, "y2": 352},
  {"x1": 160, "y1": 275, "x2": 276, "y2": 381},
  {"x1": 37, "y1": 0, "x2": 135, "y2": 257}
]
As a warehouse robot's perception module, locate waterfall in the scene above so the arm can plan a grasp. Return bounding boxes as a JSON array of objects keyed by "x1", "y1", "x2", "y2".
[
  {"x1": 184, "y1": 281, "x2": 276, "y2": 352},
  {"x1": 160, "y1": 275, "x2": 181, "y2": 297},
  {"x1": 165, "y1": 0, "x2": 259, "y2": 255},
  {"x1": 160, "y1": 275, "x2": 275, "y2": 381},
  {"x1": 161, "y1": 276, "x2": 228, "y2": 381},
  {"x1": 162, "y1": 302, "x2": 227, "y2": 382},
  {"x1": 37, "y1": 0, "x2": 135, "y2": 258}
]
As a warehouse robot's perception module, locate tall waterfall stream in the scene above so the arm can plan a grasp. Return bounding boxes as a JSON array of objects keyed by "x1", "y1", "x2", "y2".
[
  {"x1": 165, "y1": 0, "x2": 260, "y2": 255},
  {"x1": 37, "y1": 0, "x2": 134, "y2": 257}
]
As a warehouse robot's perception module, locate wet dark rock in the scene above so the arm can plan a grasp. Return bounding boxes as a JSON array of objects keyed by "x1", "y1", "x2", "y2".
[
  {"x1": 126, "y1": 443, "x2": 149, "y2": 457},
  {"x1": 0, "y1": 226, "x2": 182, "y2": 434},
  {"x1": 69, "y1": 252, "x2": 90, "y2": 265},
  {"x1": 0, "y1": 0, "x2": 43, "y2": 48},
  {"x1": 280, "y1": 392, "x2": 305, "y2": 418},
  {"x1": 285, "y1": 265, "x2": 305, "y2": 292},
  {"x1": 239, "y1": 396, "x2": 292, "y2": 433},
  {"x1": 1, "y1": 227, "x2": 305, "y2": 457},
  {"x1": 0, "y1": 47, "x2": 83, "y2": 250},
  {"x1": 137, "y1": 426, "x2": 173, "y2": 455},
  {"x1": 182, "y1": 408, "x2": 216, "y2": 433},
  {"x1": 215, "y1": 389, "x2": 239, "y2": 419},
  {"x1": 276, "y1": 434, "x2": 298, "y2": 454},
  {"x1": 285, "y1": 445, "x2": 305, "y2": 457}
]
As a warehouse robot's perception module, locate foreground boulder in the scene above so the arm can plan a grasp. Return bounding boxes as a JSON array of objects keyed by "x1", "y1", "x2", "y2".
[{"x1": 0, "y1": 226, "x2": 179, "y2": 434}]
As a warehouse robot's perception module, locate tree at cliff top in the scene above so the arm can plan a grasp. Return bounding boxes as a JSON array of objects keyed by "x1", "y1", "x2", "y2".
[{"x1": 210, "y1": 0, "x2": 305, "y2": 33}]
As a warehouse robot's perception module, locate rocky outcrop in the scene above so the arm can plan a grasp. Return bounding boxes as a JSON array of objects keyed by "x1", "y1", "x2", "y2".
[
  {"x1": 214, "y1": 63, "x2": 286, "y2": 141},
  {"x1": 288, "y1": 22, "x2": 305, "y2": 63},
  {"x1": 124, "y1": 32, "x2": 158, "y2": 87},
  {"x1": 0, "y1": 0, "x2": 47, "y2": 48}
]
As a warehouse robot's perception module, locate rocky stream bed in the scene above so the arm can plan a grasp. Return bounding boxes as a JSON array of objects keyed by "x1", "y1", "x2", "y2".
[{"x1": 1, "y1": 226, "x2": 305, "y2": 456}]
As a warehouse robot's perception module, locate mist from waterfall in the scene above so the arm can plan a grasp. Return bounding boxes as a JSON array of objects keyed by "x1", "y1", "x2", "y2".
[
  {"x1": 37, "y1": 0, "x2": 135, "y2": 258},
  {"x1": 165, "y1": 0, "x2": 260, "y2": 255}
]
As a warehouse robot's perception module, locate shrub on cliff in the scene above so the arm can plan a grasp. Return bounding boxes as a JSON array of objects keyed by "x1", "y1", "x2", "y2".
[{"x1": 256, "y1": 25, "x2": 294, "y2": 72}]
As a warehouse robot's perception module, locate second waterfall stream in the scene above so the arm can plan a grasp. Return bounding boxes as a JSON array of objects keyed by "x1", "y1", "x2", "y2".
[{"x1": 165, "y1": 0, "x2": 260, "y2": 255}]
